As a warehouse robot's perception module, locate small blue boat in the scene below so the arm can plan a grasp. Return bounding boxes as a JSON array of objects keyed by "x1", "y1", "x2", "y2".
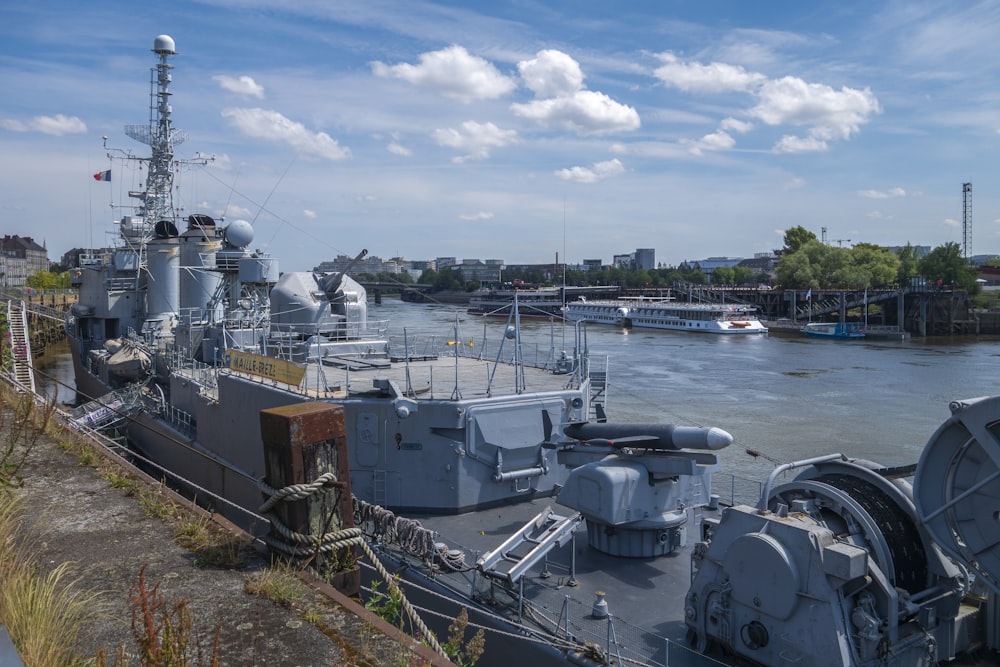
[{"x1": 801, "y1": 321, "x2": 865, "y2": 339}]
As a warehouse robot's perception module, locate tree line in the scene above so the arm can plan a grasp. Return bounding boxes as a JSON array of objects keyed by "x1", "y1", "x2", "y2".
[
  {"x1": 775, "y1": 226, "x2": 980, "y2": 294},
  {"x1": 396, "y1": 226, "x2": 983, "y2": 295}
]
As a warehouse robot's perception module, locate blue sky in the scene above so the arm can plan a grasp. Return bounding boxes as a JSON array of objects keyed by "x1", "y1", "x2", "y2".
[{"x1": 2, "y1": 1, "x2": 999, "y2": 271}]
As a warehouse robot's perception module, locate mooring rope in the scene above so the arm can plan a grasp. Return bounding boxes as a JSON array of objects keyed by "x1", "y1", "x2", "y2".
[{"x1": 258, "y1": 474, "x2": 447, "y2": 658}]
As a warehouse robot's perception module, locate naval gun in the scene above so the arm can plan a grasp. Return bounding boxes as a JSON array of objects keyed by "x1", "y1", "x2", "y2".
[
  {"x1": 556, "y1": 421, "x2": 734, "y2": 558},
  {"x1": 685, "y1": 396, "x2": 1000, "y2": 666},
  {"x1": 268, "y1": 248, "x2": 370, "y2": 347}
]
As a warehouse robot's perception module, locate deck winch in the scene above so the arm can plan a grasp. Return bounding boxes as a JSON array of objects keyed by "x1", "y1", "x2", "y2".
[{"x1": 685, "y1": 398, "x2": 1000, "y2": 667}]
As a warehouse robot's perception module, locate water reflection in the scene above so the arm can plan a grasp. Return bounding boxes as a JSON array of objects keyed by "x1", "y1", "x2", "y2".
[{"x1": 33, "y1": 338, "x2": 78, "y2": 406}]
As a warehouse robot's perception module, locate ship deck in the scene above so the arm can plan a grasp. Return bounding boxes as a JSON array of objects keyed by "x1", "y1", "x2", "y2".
[
  {"x1": 213, "y1": 343, "x2": 591, "y2": 403},
  {"x1": 369, "y1": 497, "x2": 717, "y2": 667}
]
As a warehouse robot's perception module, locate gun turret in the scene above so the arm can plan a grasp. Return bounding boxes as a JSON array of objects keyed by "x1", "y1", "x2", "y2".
[{"x1": 321, "y1": 248, "x2": 368, "y2": 295}]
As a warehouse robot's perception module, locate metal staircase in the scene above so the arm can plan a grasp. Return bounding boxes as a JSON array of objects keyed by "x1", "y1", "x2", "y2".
[
  {"x1": 6, "y1": 300, "x2": 35, "y2": 393},
  {"x1": 589, "y1": 368, "x2": 607, "y2": 421}
]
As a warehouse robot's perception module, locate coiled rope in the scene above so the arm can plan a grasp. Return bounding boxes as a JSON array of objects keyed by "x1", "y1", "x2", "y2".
[
  {"x1": 258, "y1": 474, "x2": 447, "y2": 658},
  {"x1": 354, "y1": 497, "x2": 468, "y2": 571}
]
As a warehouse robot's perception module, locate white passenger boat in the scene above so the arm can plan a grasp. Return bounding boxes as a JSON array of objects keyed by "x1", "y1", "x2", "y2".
[
  {"x1": 563, "y1": 298, "x2": 768, "y2": 334},
  {"x1": 468, "y1": 285, "x2": 564, "y2": 318}
]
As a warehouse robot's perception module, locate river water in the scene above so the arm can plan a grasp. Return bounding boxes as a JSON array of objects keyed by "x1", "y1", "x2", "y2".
[{"x1": 36, "y1": 298, "x2": 1000, "y2": 484}]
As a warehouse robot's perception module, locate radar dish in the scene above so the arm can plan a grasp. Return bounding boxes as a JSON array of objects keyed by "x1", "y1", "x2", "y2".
[
  {"x1": 153, "y1": 35, "x2": 176, "y2": 54},
  {"x1": 224, "y1": 219, "x2": 254, "y2": 249},
  {"x1": 914, "y1": 396, "x2": 1000, "y2": 594},
  {"x1": 124, "y1": 125, "x2": 188, "y2": 148}
]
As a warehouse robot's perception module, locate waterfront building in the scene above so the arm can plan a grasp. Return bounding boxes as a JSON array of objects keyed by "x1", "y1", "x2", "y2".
[
  {"x1": 1, "y1": 235, "x2": 49, "y2": 278},
  {"x1": 635, "y1": 248, "x2": 655, "y2": 270}
]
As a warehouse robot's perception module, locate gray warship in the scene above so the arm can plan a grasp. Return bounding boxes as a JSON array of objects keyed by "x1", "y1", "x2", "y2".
[{"x1": 67, "y1": 35, "x2": 1000, "y2": 667}]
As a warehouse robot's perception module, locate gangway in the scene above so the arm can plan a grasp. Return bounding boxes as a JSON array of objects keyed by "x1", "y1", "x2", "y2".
[
  {"x1": 477, "y1": 506, "x2": 581, "y2": 586},
  {"x1": 477, "y1": 506, "x2": 582, "y2": 621},
  {"x1": 71, "y1": 387, "x2": 143, "y2": 431},
  {"x1": 5, "y1": 300, "x2": 35, "y2": 393}
]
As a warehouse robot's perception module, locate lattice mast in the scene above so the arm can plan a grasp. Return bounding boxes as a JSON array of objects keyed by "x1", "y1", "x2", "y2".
[
  {"x1": 123, "y1": 35, "x2": 188, "y2": 235},
  {"x1": 962, "y1": 182, "x2": 972, "y2": 260}
]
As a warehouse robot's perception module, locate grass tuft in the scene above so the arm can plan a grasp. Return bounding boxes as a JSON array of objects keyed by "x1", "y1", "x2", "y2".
[
  {"x1": 0, "y1": 497, "x2": 98, "y2": 666},
  {"x1": 244, "y1": 565, "x2": 305, "y2": 608}
]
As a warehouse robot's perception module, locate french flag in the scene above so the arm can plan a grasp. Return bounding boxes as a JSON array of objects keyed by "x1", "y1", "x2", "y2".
[{"x1": 92, "y1": 169, "x2": 111, "y2": 182}]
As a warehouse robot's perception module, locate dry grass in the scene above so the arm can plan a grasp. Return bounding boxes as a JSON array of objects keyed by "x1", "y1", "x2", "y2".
[
  {"x1": 0, "y1": 497, "x2": 98, "y2": 667},
  {"x1": 243, "y1": 564, "x2": 305, "y2": 608}
]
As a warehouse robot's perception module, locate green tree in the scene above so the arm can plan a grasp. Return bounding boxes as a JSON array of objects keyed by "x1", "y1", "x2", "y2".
[
  {"x1": 564, "y1": 269, "x2": 587, "y2": 286},
  {"x1": 895, "y1": 244, "x2": 922, "y2": 287},
  {"x1": 849, "y1": 243, "x2": 899, "y2": 288},
  {"x1": 732, "y1": 266, "x2": 756, "y2": 285},
  {"x1": 685, "y1": 269, "x2": 707, "y2": 285},
  {"x1": 710, "y1": 266, "x2": 734, "y2": 285},
  {"x1": 783, "y1": 226, "x2": 818, "y2": 254},
  {"x1": 433, "y1": 267, "x2": 464, "y2": 291},
  {"x1": 26, "y1": 270, "x2": 70, "y2": 289},
  {"x1": 919, "y1": 242, "x2": 980, "y2": 293},
  {"x1": 625, "y1": 269, "x2": 652, "y2": 288},
  {"x1": 776, "y1": 242, "x2": 820, "y2": 289},
  {"x1": 777, "y1": 234, "x2": 900, "y2": 289}
]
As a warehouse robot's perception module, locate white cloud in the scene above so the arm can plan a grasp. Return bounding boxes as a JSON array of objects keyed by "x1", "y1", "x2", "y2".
[
  {"x1": 458, "y1": 211, "x2": 495, "y2": 221},
  {"x1": 0, "y1": 114, "x2": 86, "y2": 135},
  {"x1": 511, "y1": 50, "x2": 640, "y2": 135},
  {"x1": 213, "y1": 75, "x2": 265, "y2": 99},
  {"x1": 431, "y1": 120, "x2": 518, "y2": 162},
  {"x1": 303, "y1": 209, "x2": 317, "y2": 219},
  {"x1": 752, "y1": 77, "x2": 881, "y2": 151},
  {"x1": 652, "y1": 54, "x2": 880, "y2": 154},
  {"x1": 222, "y1": 204, "x2": 253, "y2": 219},
  {"x1": 221, "y1": 108, "x2": 350, "y2": 160},
  {"x1": 784, "y1": 177, "x2": 806, "y2": 190},
  {"x1": 653, "y1": 52, "x2": 766, "y2": 93},
  {"x1": 555, "y1": 158, "x2": 625, "y2": 183},
  {"x1": 371, "y1": 45, "x2": 516, "y2": 103},
  {"x1": 720, "y1": 117, "x2": 754, "y2": 134},
  {"x1": 688, "y1": 130, "x2": 736, "y2": 156},
  {"x1": 859, "y1": 187, "x2": 907, "y2": 199},
  {"x1": 943, "y1": 218, "x2": 961, "y2": 228},
  {"x1": 867, "y1": 210, "x2": 893, "y2": 220},
  {"x1": 518, "y1": 49, "x2": 584, "y2": 97},
  {"x1": 511, "y1": 90, "x2": 639, "y2": 135},
  {"x1": 773, "y1": 134, "x2": 828, "y2": 153},
  {"x1": 387, "y1": 142, "x2": 412, "y2": 156}
]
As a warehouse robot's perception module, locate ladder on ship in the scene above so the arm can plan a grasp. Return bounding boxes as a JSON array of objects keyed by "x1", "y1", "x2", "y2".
[
  {"x1": 6, "y1": 300, "x2": 35, "y2": 393},
  {"x1": 589, "y1": 366, "x2": 607, "y2": 422},
  {"x1": 476, "y1": 507, "x2": 582, "y2": 620},
  {"x1": 71, "y1": 387, "x2": 143, "y2": 432}
]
